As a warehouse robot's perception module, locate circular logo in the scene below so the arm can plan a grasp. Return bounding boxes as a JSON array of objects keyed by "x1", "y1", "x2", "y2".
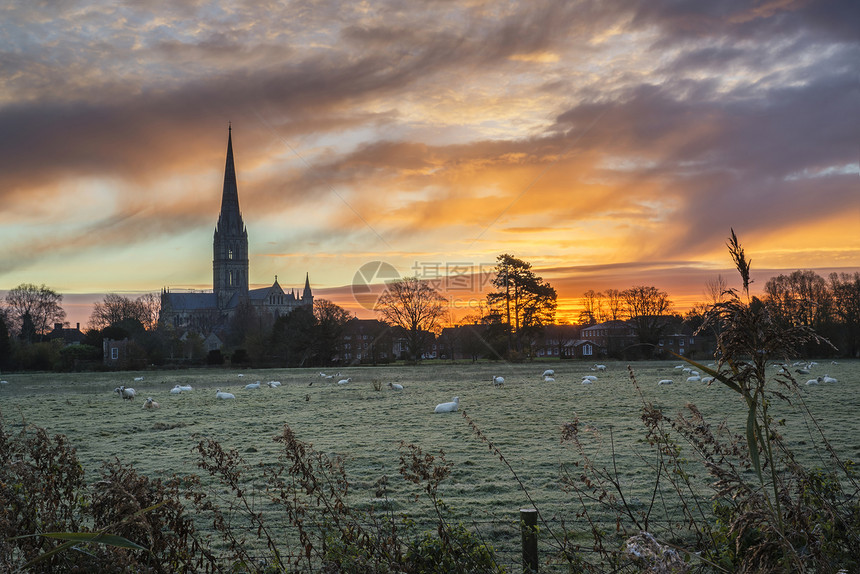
[{"x1": 352, "y1": 261, "x2": 400, "y2": 310}]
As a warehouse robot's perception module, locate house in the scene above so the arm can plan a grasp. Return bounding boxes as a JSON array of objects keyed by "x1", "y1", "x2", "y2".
[{"x1": 48, "y1": 322, "x2": 86, "y2": 345}]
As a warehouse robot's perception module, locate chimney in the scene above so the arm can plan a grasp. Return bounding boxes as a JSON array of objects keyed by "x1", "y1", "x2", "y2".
[
  {"x1": 54, "y1": 322, "x2": 62, "y2": 331},
  {"x1": 76, "y1": 322, "x2": 80, "y2": 330}
]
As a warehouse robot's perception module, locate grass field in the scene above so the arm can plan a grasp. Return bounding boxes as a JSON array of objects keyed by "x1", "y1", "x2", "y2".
[{"x1": 1, "y1": 359, "x2": 858, "y2": 567}]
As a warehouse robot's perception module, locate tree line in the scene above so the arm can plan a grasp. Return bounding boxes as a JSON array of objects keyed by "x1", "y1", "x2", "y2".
[{"x1": 1, "y1": 264, "x2": 857, "y2": 371}]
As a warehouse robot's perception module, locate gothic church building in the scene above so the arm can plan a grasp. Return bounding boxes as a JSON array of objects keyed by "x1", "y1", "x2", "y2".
[{"x1": 160, "y1": 126, "x2": 313, "y2": 337}]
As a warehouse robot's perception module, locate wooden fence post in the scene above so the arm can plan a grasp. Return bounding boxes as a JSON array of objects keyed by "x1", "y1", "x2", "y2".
[{"x1": 520, "y1": 507, "x2": 538, "y2": 573}]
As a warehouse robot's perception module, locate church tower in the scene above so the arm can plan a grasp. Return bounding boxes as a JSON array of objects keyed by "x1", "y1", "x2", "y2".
[{"x1": 213, "y1": 125, "x2": 249, "y2": 309}]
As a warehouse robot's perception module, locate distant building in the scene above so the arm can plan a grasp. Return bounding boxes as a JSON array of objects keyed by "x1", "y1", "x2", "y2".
[
  {"x1": 160, "y1": 126, "x2": 313, "y2": 340},
  {"x1": 48, "y1": 322, "x2": 86, "y2": 346}
]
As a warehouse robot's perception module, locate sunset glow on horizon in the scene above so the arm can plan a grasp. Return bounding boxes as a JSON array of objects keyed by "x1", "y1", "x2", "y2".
[{"x1": 1, "y1": 2, "x2": 858, "y2": 329}]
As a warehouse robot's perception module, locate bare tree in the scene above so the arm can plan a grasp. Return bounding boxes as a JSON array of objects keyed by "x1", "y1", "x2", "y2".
[
  {"x1": 4, "y1": 283, "x2": 66, "y2": 342},
  {"x1": 579, "y1": 290, "x2": 603, "y2": 325},
  {"x1": 376, "y1": 277, "x2": 447, "y2": 362},
  {"x1": 604, "y1": 288, "x2": 624, "y2": 322},
  {"x1": 622, "y1": 285, "x2": 673, "y2": 350},
  {"x1": 89, "y1": 294, "x2": 151, "y2": 331}
]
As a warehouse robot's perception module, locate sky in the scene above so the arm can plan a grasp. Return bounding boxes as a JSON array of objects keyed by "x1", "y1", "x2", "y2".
[{"x1": 1, "y1": 0, "x2": 858, "y2": 329}]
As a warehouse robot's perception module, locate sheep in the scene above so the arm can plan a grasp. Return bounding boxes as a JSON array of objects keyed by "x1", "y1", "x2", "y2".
[
  {"x1": 134, "y1": 376, "x2": 145, "y2": 381},
  {"x1": 0, "y1": 380, "x2": 8, "y2": 385},
  {"x1": 806, "y1": 378, "x2": 820, "y2": 385},
  {"x1": 544, "y1": 376, "x2": 555, "y2": 382},
  {"x1": 581, "y1": 378, "x2": 593, "y2": 385},
  {"x1": 492, "y1": 376, "x2": 504, "y2": 387},
  {"x1": 686, "y1": 375, "x2": 701, "y2": 382},
  {"x1": 701, "y1": 376, "x2": 714, "y2": 384},
  {"x1": 388, "y1": 382, "x2": 404, "y2": 391},
  {"x1": 658, "y1": 379, "x2": 673, "y2": 385},
  {"x1": 215, "y1": 389, "x2": 235, "y2": 399},
  {"x1": 267, "y1": 381, "x2": 282, "y2": 388},
  {"x1": 592, "y1": 364, "x2": 607, "y2": 372},
  {"x1": 142, "y1": 397, "x2": 160, "y2": 409},
  {"x1": 115, "y1": 386, "x2": 136, "y2": 400},
  {"x1": 178, "y1": 384, "x2": 193, "y2": 392},
  {"x1": 244, "y1": 381, "x2": 261, "y2": 390},
  {"x1": 542, "y1": 369, "x2": 555, "y2": 377},
  {"x1": 337, "y1": 378, "x2": 352, "y2": 385},
  {"x1": 434, "y1": 396, "x2": 459, "y2": 413},
  {"x1": 583, "y1": 375, "x2": 598, "y2": 382},
  {"x1": 821, "y1": 375, "x2": 838, "y2": 384},
  {"x1": 170, "y1": 385, "x2": 183, "y2": 394}
]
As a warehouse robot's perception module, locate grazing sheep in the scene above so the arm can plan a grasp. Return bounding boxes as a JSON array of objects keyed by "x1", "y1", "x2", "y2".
[
  {"x1": 215, "y1": 389, "x2": 235, "y2": 399},
  {"x1": 592, "y1": 364, "x2": 607, "y2": 372},
  {"x1": 134, "y1": 376, "x2": 145, "y2": 381},
  {"x1": 434, "y1": 396, "x2": 459, "y2": 413},
  {"x1": 0, "y1": 380, "x2": 8, "y2": 385},
  {"x1": 142, "y1": 397, "x2": 160, "y2": 409},
  {"x1": 658, "y1": 379, "x2": 673, "y2": 385},
  {"x1": 542, "y1": 369, "x2": 555, "y2": 377},
  {"x1": 388, "y1": 382, "x2": 404, "y2": 391},
  {"x1": 701, "y1": 376, "x2": 714, "y2": 384},
  {"x1": 244, "y1": 381, "x2": 261, "y2": 390},
  {"x1": 492, "y1": 376, "x2": 504, "y2": 387},
  {"x1": 337, "y1": 378, "x2": 352, "y2": 385},
  {"x1": 686, "y1": 376, "x2": 701, "y2": 382},
  {"x1": 115, "y1": 386, "x2": 136, "y2": 400}
]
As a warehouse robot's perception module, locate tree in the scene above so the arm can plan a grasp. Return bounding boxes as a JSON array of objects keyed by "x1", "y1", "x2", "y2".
[
  {"x1": 828, "y1": 272, "x2": 860, "y2": 358},
  {"x1": 313, "y1": 299, "x2": 352, "y2": 365},
  {"x1": 0, "y1": 312, "x2": 11, "y2": 370},
  {"x1": 375, "y1": 277, "x2": 447, "y2": 362},
  {"x1": 604, "y1": 288, "x2": 624, "y2": 322},
  {"x1": 88, "y1": 293, "x2": 159, "y2": 331},
  {"x1": 764, "y1": 270, "x2": 830, "y2": 330},
  {"x1": 4, "y1": 283, "x2": 66, "y2": 343},
  {"x1": 578, "y1": 290, "x2": 602, "y2": 326},
  {"x1": 622, "y1": 285, "x2": 673, "y2": 352},
  {"x1": 486, "y1": 254, "x2": 557, "y2": 354}
]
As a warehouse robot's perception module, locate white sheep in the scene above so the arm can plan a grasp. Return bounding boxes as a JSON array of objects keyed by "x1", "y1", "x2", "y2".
[
  {"x1": 583, "y1": 375, "x2": 598, "y2": 382},
  {"x1": 581, "y1": 378, "x2": 593, "y2": 385},
  {"x1": 805, "y1": 378, "x2": 820, "y2": 385},
  {"x1": 267, "y1": 381, "x2": 282, "y2": 388},
  {"x1": 542, "y1": 369, "x2": 555, "y2": 377},
  {"x1": 215, "y1": 389, "x2": 235, "y2": 399},
  {"x1": 592, "y1": 364, "x2": 607, "y2": 372},
  {"x1": 434, "y1": 396, "x2": 459, "y2": 413},
  {"x1": 337, "y1": 378, "x2": 352, "y2": 385},
  {"x1": 821, "y1": 375, "x2": 838, "y2": 384},
  {"x1": 170, "y1": 385, "x2": 183, "y2": 394},
  {"x1": 115, "y1": 386, "x2": 136, "y2": 400},
  {"x1": 244, "y1": 381, "x2": 261, "y2": 390},
  {"x1": 134, "y1": 376, "x2": 145, "y2": 381},
  {"x1": 492, "y1": 376, "x2": 504, "y2": 387},
  {"x1": 544, "y1": 376, "x2": 555, "y2": 382},
  {"x1": 388, "y1": 382, "x2": 404, "y2": 391},
  {"x1": 179, "y1": 384, "x2": 193, "y2": 392},
  {"x1": 658, "y1": 379, "x2": 673, "y2": 385},
  {"x1": 686, "y1": 376, "x2": 701, "y2": 382},
  {"x1": 142, "y1": 397, "x2": 160, "y2": 409}
]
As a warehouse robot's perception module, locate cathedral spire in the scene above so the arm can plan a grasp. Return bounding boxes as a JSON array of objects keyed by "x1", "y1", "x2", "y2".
[{"x1": 219, "y1": 123, "x2": 241, "y2": 224}]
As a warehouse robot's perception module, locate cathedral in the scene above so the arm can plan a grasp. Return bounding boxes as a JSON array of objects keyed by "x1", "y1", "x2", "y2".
[{"x1": 160, "y1": 126, "x2": 313, "y2": 337}]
